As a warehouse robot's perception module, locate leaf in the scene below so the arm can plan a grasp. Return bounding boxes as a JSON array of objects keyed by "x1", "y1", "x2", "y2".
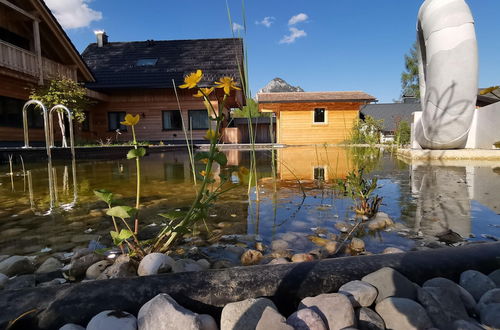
[
  {"x1": 94, "y1": 189, "x2": 114, "y2": 205},
  {"x1": 127, "y1": 147, "x2": 146, "y2": 159},
  {"x1": 213, "y1": 151, "x2": 227, "y2": 166},
  {"x1": 194, "y1": 152, "x2": 211, "y2": 162},
  {"x1": 118, "y1": 229, "x2": 133, "y2": 240},
  {"x1": 106, "y1": 206, "x2": 136, "y2": 219},
  {"x1": 159, "y1": 210, "x2": 187, "y2": 220},
  {"x1": 110, "y1": 229, "x2": 133, "y2": 245}
]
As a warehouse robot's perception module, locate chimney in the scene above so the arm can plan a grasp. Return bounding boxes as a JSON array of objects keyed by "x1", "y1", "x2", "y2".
[{"x1": 94, "y1": 30, "x2": 108, "y2": 47}]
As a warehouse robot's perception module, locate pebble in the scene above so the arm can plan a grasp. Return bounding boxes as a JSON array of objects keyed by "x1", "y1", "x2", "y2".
[
  {"x1": 477, "y1": 288, "x2": 500, "y2": 316},
  {"x1": 417, "y1": 286, "x2": 469, "y2": 329},
  {"x1": 423, "y1": 277, "x2": 478, "y2": 316},
  {"x1": 339, "y1": 280, "x2": 378, "y2": 307},
  {"x1": 299, "y1": 293, "x2": 355, "y2": 330},
  {"x1": 0, "y1": 273, "x2": 8, "y2": 289},
  {"x1": 138, "y1": 253, "x2": 175, "y2": 276},
  {"x1": 375, "y1": 297, "x2": 433, "y2": 330},
  {"x1": 362, "y1": 267, "x2": 417, "y2": 303},
  {"x1": 488, "y1": 269, "x2": 500, "y2": 287},
  {"x1": 459, "y1": 270, "x2": 497, "y2": 301},
  {"x1": 480, "y1": 303, "x2": 500, "y2": 328},
  {"x1": 240, "y1": 249, "x2": 263, "y2": 266},
  {"x1": 349, "y1": 238, "x2": 365, "y2": 253},
  {"x1": 87, "y1": 310, "x2": 137, "y2": 330},
  {"x1": 0, "y1": 255, "x2": 35, "y2": 277},
  {"x1": 35, "y1": 257, "x2": 63, "y2": 274},
  {"x1": 59, "y1": 324, "x2": 85, "y2": 330},
  {"x1": 271, "y1": 240, "x2": 289, "y2": 251},
  {"x1": 172, "y1": 259, "x2": 204, "y2": 273},
  {"x1": 86, "y1": 260, "x2": 112, "y2": 280},
  {"x1": 256, "y1": 306, "x2": 293, "y2": 330},
  {"x1": 356, "y1": 307, "x2": 385, "y2": 330},
  {"x1": 291, "y1": 253, "x2": 314, "y2": 263},
  {"x1": 452, "y1": 319, "x2": 485, "y2": 330},
  {"x1": 221, "y1": 298, "x2": 277, "y2": 330},
  {"x1": 268, "y1": 258, "x2": 289, "y2": 265},
  {"x1": 286, "y1": 308, "x2": 327, "y2": 330},
  {"x1": 382, "y1": 247, "x2": 405, "y2": 254},
  {"x1": 138, "y1": 293, "x2": 217, "y2": 330},
  {"x1": 97, "y1": 255, "x2": 137, "y2": 279}
]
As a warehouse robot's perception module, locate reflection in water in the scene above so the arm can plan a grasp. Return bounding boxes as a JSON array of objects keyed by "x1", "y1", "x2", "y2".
[{"x1": 0, "y1": 147, "x2": 499, "y2": 256}]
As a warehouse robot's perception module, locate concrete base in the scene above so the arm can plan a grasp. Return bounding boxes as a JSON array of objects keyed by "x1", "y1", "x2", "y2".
[{"x1": 398, "y1": 148, "x2": 500, "y2": 161}]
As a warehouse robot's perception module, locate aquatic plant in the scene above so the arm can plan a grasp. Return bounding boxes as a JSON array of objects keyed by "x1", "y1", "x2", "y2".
[{"x1": 336, "y1": 168, "x2": 383, "y2": 217}]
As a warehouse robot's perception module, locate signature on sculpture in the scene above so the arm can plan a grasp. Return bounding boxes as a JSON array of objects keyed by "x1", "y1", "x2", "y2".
[{"x1": 414, "y1": 0, "x2": 478, "y2": 150}]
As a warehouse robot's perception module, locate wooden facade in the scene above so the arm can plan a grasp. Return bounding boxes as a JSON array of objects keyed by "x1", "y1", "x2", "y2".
[{"x1": 258, "y1": 92, "x2": 376, "y2": 145}]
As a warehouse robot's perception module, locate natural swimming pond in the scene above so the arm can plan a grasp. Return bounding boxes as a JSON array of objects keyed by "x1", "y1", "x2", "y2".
[{"x1": 0, "y1": 146, "x2": 499, "y2": 262}]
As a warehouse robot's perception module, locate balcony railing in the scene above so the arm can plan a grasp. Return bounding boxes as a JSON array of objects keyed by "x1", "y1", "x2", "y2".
[{"x1": 0, "y1": 40, "x2": 77, "y2": 81}]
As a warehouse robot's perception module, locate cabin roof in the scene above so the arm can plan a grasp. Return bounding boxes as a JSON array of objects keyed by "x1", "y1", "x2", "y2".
[
  {"x1": 81, "y1": 38, "x2": 244, "y2": 90},
  {"x1": 360, "y1": 103, "x2": 421, "y2": 132},
  {"x1": 257, "y1": 91, "x2": 377, "y2": 103}
]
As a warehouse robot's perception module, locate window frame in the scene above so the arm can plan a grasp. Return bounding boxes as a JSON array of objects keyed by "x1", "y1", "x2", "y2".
[
  {"x1": 188, "y1": 110, "x2": 210, "y2": 130},
  {"x1": 162, "y1": 110, "x2": 183, "y2": 131},
  {"x1": 312, "y1": 108, "x2": 327, "y2": 124},
  {"x1": 107, "y1": 111, "x2": 127, "y2": 132}
]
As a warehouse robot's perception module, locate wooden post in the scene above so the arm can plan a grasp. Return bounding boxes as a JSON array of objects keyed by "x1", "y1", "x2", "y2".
[{"x1": 33, "y1": 19, "x2": 43, "y2": 85}]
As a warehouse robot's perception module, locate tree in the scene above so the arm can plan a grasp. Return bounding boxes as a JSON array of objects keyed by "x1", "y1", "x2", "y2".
[
  {"x1": 395, "y1": 120, "x2": 411, "y2": 146},
  {"x1": 350, "y1": 115, "x2": 384, "y2": 145},
  {"x1": 401, "y1": 41, "x2": 420, "y2": 99},
  {"x1": 231, "y1": 98, "x2": 269, "y2": 118},
  {"x1": 30, "y1": 78, "x2": 92, "y2": 147}
]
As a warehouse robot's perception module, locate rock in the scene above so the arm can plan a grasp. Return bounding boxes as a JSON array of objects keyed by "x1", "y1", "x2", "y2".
[
  {"x1": 436, "y1": 229, "x2": 464, "y2": 244},
  {"x1": 240, "y1": 250, "x2": 263, "y2": 266},
  {"x1": 138, "y1": 293, "x2": 216, "y2": 330},
  {"x1": 451, "y1": 319, "x2": 485, "y2": 330},
  {"x1": 286, "y1": 308, "x2": 327, "y2": 330},
  {"x1": 256, "y1": 306, "x2": 293, "y2": 330},
  {"x1": 271, "y1": 240, "x2": 289, "y2": 251},
  {"x1": 307, "y1": 236, "x2": 331, "y2": 247},
  {"x1": 299, "y1": 293, "x2": 355, "y2": 330},
  {"x1": 349, "y1": 238, "x2": 365, "y2": 253},
  {"x1": 221, "y1": 297, "x2": 277, "y2": 330},
  {"x1": 480, "y1": 303, "x2": 500, "y2": 328},
  {"x1": 323, "y1": 241, "x2": 339, "y2": 255},
  {"x1": 86, "y1": 260, "x2": 112, "y2": 280},
  {"x1": 335, "y1": 222, "x2": 352, "y2": 233},
  {"x1": 361, "y1": 267, "x2": 417, "y2": 303},
  {"x1": 138, "y1": 253, "x2": 175, "y2": 276},
  {"x1": 291, "y1": 253, "x2": 314, "y2": 263},
  {"x1": 382, "y1": 247, "x2": 405, "y2": 254},
  {"x1": 71, "y1": 248, "x2": 92, "y2": 260},
  {"x1": 255, "y1": 242, "x2": 265, "y2": 252},
  {"x1": 0, "y1": 256, "x2": 35, "y2": 276},
  {"x1": 0, "y1": 273, "x2": 8, "y2": 289},
  {"x1": 4, "y1": 274, "x2": 35, "y2": 290},
  {"x1": 477, "y1": 288, "x2": 500, "y2": 316},
  {"x1": 417, "y1": 286, "x2": 469, "y2": 329},
  {"x1": 97, "y1": 255, "x2": 137, "y2": 279},
  {"x1": 268, "y1": 258, "x2": 289, "y2": 265},
  {"x1": 59, "y1": 324, "x2": 85, "y2": 330},
  {"x1": 172, "y1": 259, "x2": 204, "y2": 273},
  {"x1": 366, "y1": 213, "x2": 393, "y2": 231},
  {"x1": 488, "y1": 269, "x2": 500, "y2": 287},
  {"x1": 423, "y1": 277, "x2": 478, "y2": 316},
  {"x1": 212, "y1": 259, "x2": 235, "y2": 269},
  {"x1": 356, "y1": 307, "x2": 385, "y2": 330},
  {"x1": 86, "y1": 310, "x2": 137, "y2": 330},
  {"x1": 35, "y1": 257, "x2": 63, "y2": 274},
  {"x1": 459, "y1": 270, "x2": 497, "y2": 301},
  {"x1": 308, "y1": 248, "x2": 329, "y2": 260},
  {"x1": 339, "y1": 280, "x2": 378, "y2": 307},
  {"x1": 66, "y1": 253, "x2": 106, "y2": 280},
  {"x1": 375, "y1": 297, "x2": 433, "y2": 330},
  {"x1": 0, "y1": 255, "x2": 10, "y2": 263},
  {"x1": 196, "y1": 259, "x2": 210, "y2": 270},
  {"x1": 38, "y1": 278, "x2": 66, "y2": 287}
]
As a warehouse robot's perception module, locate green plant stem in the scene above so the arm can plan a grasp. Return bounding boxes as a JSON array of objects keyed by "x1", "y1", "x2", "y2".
[{"x1": 131, "y1": 125, "x2": 141, "y2": 234}]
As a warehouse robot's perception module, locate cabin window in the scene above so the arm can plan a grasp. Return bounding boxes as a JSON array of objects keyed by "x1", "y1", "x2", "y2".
[
  {"x1": 0, "y1": 27, "x2": 30, "y2": 50},
  {"x1": 314, "y1": 108, "x2": 326, "y2": 123},
  {"x1": 81, "y1": 111, "x2": 90, "y2": 131},
  {"x1": 108, "y1": 112, "x2": 127, "y2": 131},
  {"x1": 314, "y1": 167, "x2": 325, "y2": 181},
  {"x1": 135, "y1": 58, "x2": 158, "y2": 66},
  {"x1": 0, "y1": 96, "x2": 43, "y2": 128},
  {"x1": 162, "y1": 110, "x2": 182, "y2": 130},
  {"x1": 189, "y1": 110, "x2": 209, "y2": 130}
]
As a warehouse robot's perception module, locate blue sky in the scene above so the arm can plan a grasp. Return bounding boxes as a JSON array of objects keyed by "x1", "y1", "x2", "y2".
[{"x1": 47, "y1": 0, "x2": 500, "y2": 102}]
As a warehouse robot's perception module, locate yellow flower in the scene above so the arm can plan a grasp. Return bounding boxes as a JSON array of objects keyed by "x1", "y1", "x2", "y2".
[
  {"x1": 480, "y1": 86, "x2": 500, "y2": 95},
  {"x1": 200, "y1": 170, "x2": 207, "y2": 177},
  {"x1": 214, "y1": 77, "x2": 241, "y2": 95},
  {"x1": 193, "y1": 87, "x2": 214, "y2": 98},
  {"x1": 238, "y1": 166, "x2": 249, "y2": 176},
  {"x1": 179, "y1": 70, "x2": 203, "y2": 89},
  {"x1": 203, "y1": 129, "x2": 219, "y2": 140},
  {"x1": 200, "y1": 158, "x2": 209, "y2": 164},
  {"x1": 120, "y1": 114, "x2": 140, "y2": 126}
]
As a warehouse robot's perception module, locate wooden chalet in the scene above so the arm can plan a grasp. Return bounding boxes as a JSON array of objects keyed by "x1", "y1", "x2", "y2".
[
  {"x1": 80, "y1": 36, "x2": 245, "y2": 144},
  {"x1": 0, "y1": 0, "x2": 95, "y2": 145},
  {"x1": 258, "y1": 91, "x2": 376, "y2": 145}
]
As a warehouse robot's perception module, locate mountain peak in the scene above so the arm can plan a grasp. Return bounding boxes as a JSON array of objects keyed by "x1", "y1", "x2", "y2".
[{"x1": 258, "y1": 78, "x2": 304, "y2": 94}]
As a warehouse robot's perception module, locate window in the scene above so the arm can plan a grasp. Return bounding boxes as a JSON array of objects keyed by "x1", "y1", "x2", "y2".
[
  {"x1": 162, "y1": 110, "x2": 182, "y2": 130},
  {"x1": 0, "y1": 96, "x2": 43, "y2": 128},
  {"x1": 314, "y1": 108, "x2": 326, "y2": 123},
  {"x1": 108, "y1": 112, "x2": 126, "y2": 131},
  {"x1": 189, "y1": 110, "x2": 209, "y2": 130},
  {"x1": 314, "y1": 167, "x2": 325, "y2": 181},
  {"x1": 81, "y1": 111, "x2": 90, "y2": 131},
  {"x1": 135, "y1": 58, "x2": 158, "y2": 66}
]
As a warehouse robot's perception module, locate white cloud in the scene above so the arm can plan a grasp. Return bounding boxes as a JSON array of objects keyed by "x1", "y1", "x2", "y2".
[
  {"x1": 279, "y1": 27, "x2": 307, "y2": 44},
  {"x1": 288, "y1": 13, "x2": 308, "y2": 26},
  {"x1": 45, "y1": 0, "x2": 102, "y2": 29},
  {"x1": 232, "y1": 22, "x2": 244, "y2": 32},
  {"x1": 255, "y1": 16, "x2": 275, "y2": 28}
]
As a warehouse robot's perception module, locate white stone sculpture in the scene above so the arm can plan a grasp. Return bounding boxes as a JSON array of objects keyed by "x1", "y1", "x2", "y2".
[{"x1": 414, "y1": 0, "x2": 478, "y2": 149}]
